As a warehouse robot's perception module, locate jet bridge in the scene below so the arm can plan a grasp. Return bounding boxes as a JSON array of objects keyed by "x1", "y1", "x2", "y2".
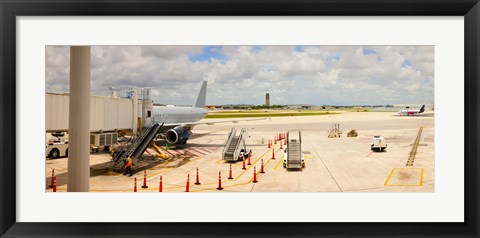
[
  {"x1": 222, "y1": 128, "x2": 247, "y2": 162},
  {"x1": 112, "y1": 123, "x2": 163, "y2": 172}
]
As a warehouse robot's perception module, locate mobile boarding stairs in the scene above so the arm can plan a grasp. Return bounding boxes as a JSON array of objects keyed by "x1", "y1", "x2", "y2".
[
  {"x1": 222, "y1": 128, "x2": 247, "y2": 162},
  {"x1": 286, "y1": 130, "x2": 303, "y2": 169},
  {"x1": 112, "y1": 123, "x2": 163, "y2": 172}
]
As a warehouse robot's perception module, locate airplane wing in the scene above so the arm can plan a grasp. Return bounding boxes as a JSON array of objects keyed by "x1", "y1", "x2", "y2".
[{"x1": 158, "y1": 117, "x2": 269, "y2": 132}]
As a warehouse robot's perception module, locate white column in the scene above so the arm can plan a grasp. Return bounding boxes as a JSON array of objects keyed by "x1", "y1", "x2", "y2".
[{"x1": 68, "y1": 46, "x2": 91, "y2": 192}]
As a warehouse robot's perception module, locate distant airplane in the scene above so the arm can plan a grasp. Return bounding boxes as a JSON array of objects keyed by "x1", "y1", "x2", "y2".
[
  {"x1": 152, "y1": 81, "x2": 265, "y2": 145},
  {"x1": 398, "y1": 105, "x2": 425, "y2": 116}
]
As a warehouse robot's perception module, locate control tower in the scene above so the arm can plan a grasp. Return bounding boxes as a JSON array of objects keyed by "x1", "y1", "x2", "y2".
[{"x1": 265, "y1": 93, "x2": 270, "y2": 107}]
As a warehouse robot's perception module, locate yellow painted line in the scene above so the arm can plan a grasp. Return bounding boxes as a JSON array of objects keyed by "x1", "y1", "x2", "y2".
[
  {"x1": 420, "y1": 168, "x2": 424, "y2": 186},
  {"x1": 384, "y1": 167, "x2": 424, "y2": 187},
  {"x1": 263, "y1": 157, "x2": 274, "y2": 167},
  {"x1": 88, "y1": 189, "x2": 129, "y2": 192},
  {"x1": 216, "y1": 152, "x2": 256, "y2": 164},
  {"x1": 151, "y1": 148, "x2": 280, "y2": 190},
  {"x1": 384, "y1": 168, "x2": 395, "y2": 186},
  {"x1": 86, "y1": 148, "x2": 283, "y2": 193},
  {"x1": 394, "y1": 167, "x2": 423, "y2": 170},
  {"x1": 384, "y1": 184, "x2": 425, "y2": 187},
  {"x1": 232, "y1": 167, "x2": 252, "y2": 182},
  {"x1": 406, "y1": 127, "x2": 423, "y2": 166},
  {"x1": 191, "y1": 181, "x2": 253, "y2": 192},
  {"x1": 232, "y1": 149, "x2": 279, "y2": 181},
  {"x1": 246, "y1": 157, "x2": 276, "y2": 183},
  {"x1": 274, "y1": 155, "x2": 285, "y2": 170},
  {"x1": 146, "y1": 167, "x2": 175, "y2": 180}
]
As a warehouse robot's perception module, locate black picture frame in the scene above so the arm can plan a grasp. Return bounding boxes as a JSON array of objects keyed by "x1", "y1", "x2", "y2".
[{"x1": 1, "y1": 0, "x2": 479, "y2": 237}]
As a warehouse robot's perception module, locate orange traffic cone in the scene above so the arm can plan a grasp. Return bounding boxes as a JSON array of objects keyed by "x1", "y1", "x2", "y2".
[
  {"x1": 268, "y1": 140, "x2": 271, "y2": 148},
  {"x1": 252, "y1": 166, "x2": 258, "y2": 183},
  {"x1": 217, "y1": 171, "x2": 224, "y2": 190},
  {"x1": 159, "y1": 176, "x2": 163, "y2": 192},
  {"x1": 228, "y1": 164, "x2": 234, "y2": 179},
  {"x1": 141, "y1": 170, "x2": 148, "y2": 188},
  {"x1": 272, "y1": 149, "x2": 275, "y2": 159},
  {"x1": 280, "y1": 141, "x2": 283, "y2": 149},
  {"x1": 195, "y1": 168, "x2": 201, "y2": 185},
  {"x1": 185, "y1": 174, "x2": 190, "y2": 192},
  {"x1": 134, "y1": 177, "x2": 137, "y2": 192},
  {"x1": 242, "y1": 160, "x2": 246, "y2": 170},
  {"x1": 247, "y1": 155, "x2": 252, "y2": 165},
  {"x1": 284, "y1": 139, "x2": 287, "y2": 145},
  {"x1": 49, "y1": 169, "x2": 55, "y2": 188},
  {"x1": 260, "y1": 159, "x2": 265, "y2": 173},
  {"x1": 52, "y1": 176, "x2": 57, "y2": 192}
]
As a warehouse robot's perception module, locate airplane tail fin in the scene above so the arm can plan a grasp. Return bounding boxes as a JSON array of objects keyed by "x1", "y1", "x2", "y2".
[
  {"x1": 194, "y1": 81, "x2": 207, "y2": 108},
  {"x1": 419, "y1": 105, "x2": 425, "y2": 113}
]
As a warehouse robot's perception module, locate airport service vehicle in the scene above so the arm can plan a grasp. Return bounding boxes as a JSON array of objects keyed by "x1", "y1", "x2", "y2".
[
  {"x1": 371, "y1": 136, "x2": 387, "y2": 152},
  {"x1": 398, "y1": 105, "x2": 425, "y2": 116},
  {"x1": 239, "y1": 149, "x2": 252, "y2": 160},
  {"x1": 46, "y1": 138, "x2": 68, "y2": 159},
  {"x1": 46, "y1": 132, "x2": 118, "y2": 159},
  {"x1": 283, "y1": 130, "x2": 306, "y2": 169},
  {"x1": 90, "y1": 132, "x2": 118, "y2": 152}
]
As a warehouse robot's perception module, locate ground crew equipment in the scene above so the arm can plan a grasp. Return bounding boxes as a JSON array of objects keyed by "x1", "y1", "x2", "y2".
[
  {"x1": 223, "y1": 128, "x2": 248, "y2": 162},
  {"x1": 284, "y1": 130, "x2": 305, "y2": 170}
]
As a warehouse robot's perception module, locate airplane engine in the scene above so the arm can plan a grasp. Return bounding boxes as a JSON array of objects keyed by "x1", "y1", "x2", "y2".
[{"x1": 166, "y1": 126, "x2": 192, "y2": 145}]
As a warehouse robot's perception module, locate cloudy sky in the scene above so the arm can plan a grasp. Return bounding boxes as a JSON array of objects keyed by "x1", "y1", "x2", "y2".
[{"x1": 46, "y1": 45, "x2": 434, "y2": 106}]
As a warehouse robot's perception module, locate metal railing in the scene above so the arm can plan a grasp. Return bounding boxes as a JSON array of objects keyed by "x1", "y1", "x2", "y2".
[
  {"x1": 232, "y1": 128, "x2": 247, "y2": 161},
  {"x1": 222, "y1": 128, "x2": 237, "y2": 160}
]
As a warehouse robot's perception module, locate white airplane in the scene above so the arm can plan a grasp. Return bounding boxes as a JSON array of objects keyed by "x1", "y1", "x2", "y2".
[
  {"x1": 398, "y1": 105, "x2": 425, "y2": 116},
  {"x1": 152, "y1": 81, "x2": 266, "y2": 145}
]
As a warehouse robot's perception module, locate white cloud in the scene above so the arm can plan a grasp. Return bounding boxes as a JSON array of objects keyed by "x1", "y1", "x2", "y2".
[{"x1": 46, "y1": 45, "x2": 434, "y2": 105}]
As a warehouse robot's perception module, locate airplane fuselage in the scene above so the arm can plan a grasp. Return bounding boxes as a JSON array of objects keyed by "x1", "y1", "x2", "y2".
[
  {"x1": 398, "y1": 110, "x2": 421, "y2": 116},
  {"x1": 153, "y1": 106, "x2": 208, "y2": 125},
  {"x1": 398, "y1": 105, "x2": 425, "y2": 116}
]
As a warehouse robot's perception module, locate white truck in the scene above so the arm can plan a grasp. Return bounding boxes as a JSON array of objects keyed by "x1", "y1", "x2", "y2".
[
  {"x1": 371, "y1": 136, "x2": 387, "y2": 152},
  {"x1": 46, "y1": 137, "x2": 69, "y2": 159}
]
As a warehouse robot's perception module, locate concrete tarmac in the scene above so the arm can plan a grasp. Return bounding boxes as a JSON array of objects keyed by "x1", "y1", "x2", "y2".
[{"x1": 45, "y1": 111, "x2": 434, "y2": 192}]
